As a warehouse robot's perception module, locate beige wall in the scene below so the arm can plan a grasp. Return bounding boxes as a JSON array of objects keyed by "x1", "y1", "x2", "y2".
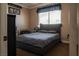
[
  {"x1": 29, "y1": 8, "x2": 38, "y2": 30},
  {"x1": 0, "y1": 4, "x2": 1, "y2": 40},
  {"x1": 69, "y1": 4, "x2": 77, "y2": 56},
  {"x1": 61, "y1": 4, "x2": 70, "y2": 42},
  {"x1": 16, "y1": 7, "x2": 30, "y2": 31},
  {"x1": 0, "y1": 3, "x2": 1, "y2": 55},
  {"x1": 29, "y1": 4, "x2": 70, "y2": 42}
]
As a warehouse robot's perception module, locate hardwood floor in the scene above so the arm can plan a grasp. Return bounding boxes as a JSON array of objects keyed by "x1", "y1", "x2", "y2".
[{"x1": 16, "y1": 43, "x2": 69, "y2": 56}]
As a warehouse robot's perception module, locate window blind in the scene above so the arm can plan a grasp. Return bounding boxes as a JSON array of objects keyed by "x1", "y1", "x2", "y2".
[{"x1": 37, "y1": 3, "x2": 61, "y2": 13}]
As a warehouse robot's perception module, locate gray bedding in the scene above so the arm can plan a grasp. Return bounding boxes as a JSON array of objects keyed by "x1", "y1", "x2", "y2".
[{"x1": 16, "y1": 32, "x2": 59, "y2": 48}]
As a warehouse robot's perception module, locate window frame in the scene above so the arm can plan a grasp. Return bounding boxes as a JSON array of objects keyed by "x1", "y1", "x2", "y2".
[{"x1": 37, "y1": 4, "x2": 61, "y2": 25}]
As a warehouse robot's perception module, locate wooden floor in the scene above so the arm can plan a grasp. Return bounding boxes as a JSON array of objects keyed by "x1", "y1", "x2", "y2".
[{"x1": 16, "y1": 43, "x2": 69, "y2": 56}]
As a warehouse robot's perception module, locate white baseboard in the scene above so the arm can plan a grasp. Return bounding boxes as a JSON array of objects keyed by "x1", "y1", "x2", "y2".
[{"x1": 61, "y1": 40, "x2": 69, "y2": 44}]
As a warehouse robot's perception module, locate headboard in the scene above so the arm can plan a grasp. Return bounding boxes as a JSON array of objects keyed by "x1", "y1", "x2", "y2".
[{"x1": 39, "y1": 24, "x2": 62, "y2": 33}]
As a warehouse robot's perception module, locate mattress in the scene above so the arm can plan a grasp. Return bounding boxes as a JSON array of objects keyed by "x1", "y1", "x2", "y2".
[{"x1": 16, "y1": 32, "x2": 59, "y2": 48}]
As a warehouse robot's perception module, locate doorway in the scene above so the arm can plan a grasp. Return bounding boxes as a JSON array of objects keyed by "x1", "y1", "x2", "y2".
[{"x1": 7, "y1": 14, "x2": 16, "y2": 56}]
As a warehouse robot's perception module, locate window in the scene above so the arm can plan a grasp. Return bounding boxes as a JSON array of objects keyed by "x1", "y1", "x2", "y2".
[
  {"x1": 38, "y1": 12, "x2": 49, "y2": 24},
  {"x1": 50, "y1": 10, "x2": 61, "y2": 24},
  {"x1": 37, "y1": 4, "x2": 61, "y2": 25}
]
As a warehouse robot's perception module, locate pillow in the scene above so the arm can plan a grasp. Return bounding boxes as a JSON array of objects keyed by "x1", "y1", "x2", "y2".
[
  {"x1": 38, "y1": 30, "x2": 56, "y2": 33},
  {"x1": 20, "y1": 30, "x2": 31, "y2": 34}
]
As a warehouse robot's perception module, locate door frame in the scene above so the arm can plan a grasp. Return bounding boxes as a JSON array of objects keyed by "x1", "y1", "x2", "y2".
[
  {"x1": 77, "y1": 4, "x2": 79, "y2": 56},
  {"x1": 0, "y1": 3, "x2": 7, "y2": 56},
  {"x1": 0, "y1": 3, "x2": 1, "y2": 55},
  {"x1": 68, "y1": 4, "x2": 78, "y2": 56}
]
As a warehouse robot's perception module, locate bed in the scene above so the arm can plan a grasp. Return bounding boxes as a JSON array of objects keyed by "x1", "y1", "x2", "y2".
[{"x1": 16, "y1": 24, "x2": 61, "y2": 55}]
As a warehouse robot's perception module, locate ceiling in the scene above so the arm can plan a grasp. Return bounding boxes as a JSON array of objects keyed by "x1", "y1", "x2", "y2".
[
  {"x1": 19, "y1": 3, "x2": 42, "y2": 7},
  {"x1": 14, "y1": 3, "x2": 52, "y2": 9}
]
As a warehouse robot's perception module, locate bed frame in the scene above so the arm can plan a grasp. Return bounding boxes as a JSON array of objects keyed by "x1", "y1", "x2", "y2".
[
  {"x1": 16, "y1": 24, "x2": 62, "y2": 55},
  {"x1": 16, "y1": 37, "x2": 60, "y2": 56}
]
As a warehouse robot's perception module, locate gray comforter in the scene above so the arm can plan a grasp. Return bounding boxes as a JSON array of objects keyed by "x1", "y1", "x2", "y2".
[{"x1": 16, "y1": 32, "x2": 59, "y2": 48}]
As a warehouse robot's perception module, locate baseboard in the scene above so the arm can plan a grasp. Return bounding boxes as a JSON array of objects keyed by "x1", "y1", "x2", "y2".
[{"x1": 61, "y1": 40, "x2": 69, "y2": 44}]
